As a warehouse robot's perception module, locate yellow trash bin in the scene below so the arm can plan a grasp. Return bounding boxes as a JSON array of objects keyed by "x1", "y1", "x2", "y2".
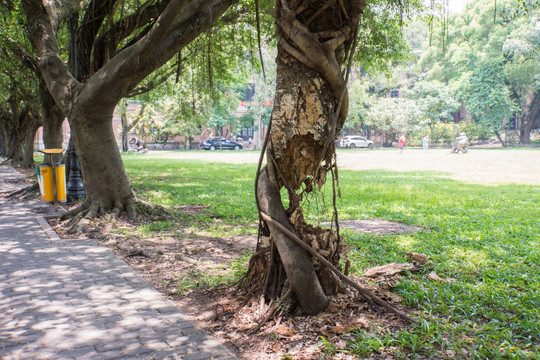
[
  {"x1": 38, "y1": 163, "x2": 67, "y2": 203},
  {"x1": 38, "y1": 148, "x2": 67, "y2": 204}
]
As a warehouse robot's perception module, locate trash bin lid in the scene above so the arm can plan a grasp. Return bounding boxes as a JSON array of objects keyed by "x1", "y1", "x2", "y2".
[{"x1": 39, "y1": 149, "x2": 64, "y2": 154}]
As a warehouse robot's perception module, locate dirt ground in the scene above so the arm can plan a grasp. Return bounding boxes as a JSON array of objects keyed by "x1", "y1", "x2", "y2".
[
  {"x1": 5, "y1": 148, "x2": 537, "y2": 359},
  {"x1": 47, "y1": 214, "x2": 422, "y2": 360},
  {"x1": 150, "y1": 148, "x2": 540, "y2": 186}
]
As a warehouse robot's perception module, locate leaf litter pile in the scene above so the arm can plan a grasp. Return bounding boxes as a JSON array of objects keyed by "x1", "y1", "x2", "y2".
[{"x1": 48, "y1": 206, "x2": 446, "y2": 359}]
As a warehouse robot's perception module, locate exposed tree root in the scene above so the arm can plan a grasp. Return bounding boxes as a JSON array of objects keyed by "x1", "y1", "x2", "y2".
[
  {"x1": 116, "y1": 242, "x2": 152, "y2": 257},
  {"x1": 59, "y1": 196, "x2": 165, "y2": 235},
  {"x1": 5, "y1": 183, "x2": 39, "y2": 200}
]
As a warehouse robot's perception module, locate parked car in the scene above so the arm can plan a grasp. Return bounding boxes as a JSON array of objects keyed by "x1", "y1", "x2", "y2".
[
  {"x1": 202, "y1": 138, "x2": 243, "y2": 151},
  {"x1": 340, "y1": 135, "x2": 374, "y2": 149}
]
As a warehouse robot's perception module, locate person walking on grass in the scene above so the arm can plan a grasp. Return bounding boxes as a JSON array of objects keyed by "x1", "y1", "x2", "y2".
[
  {"x1": 399, "y1": 133, "x2": 406, "y2": 154},
  {"x1": 422, "y1": 134, "x2": 429, "y2": 150}
]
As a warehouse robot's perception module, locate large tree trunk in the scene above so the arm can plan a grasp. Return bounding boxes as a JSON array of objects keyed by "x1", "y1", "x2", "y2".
[
  {"x1": 494, "y1": 130, "x2": 506, "y2": 147},
  {"x1": 6, "y1": 130, "x2": 26, "y2": 164},
  {"x1": 66, "y1": 105, "x2": 137, "y2": 218},
  {"x1": 249, "y1": 0, "x2": 365, "y2": 315},
  {"x1": 22, "y1": 121, "x2": 40, "y2": 168},
  {"x1": 122, "y1": 121, "x2": 130, "y2": 152}
]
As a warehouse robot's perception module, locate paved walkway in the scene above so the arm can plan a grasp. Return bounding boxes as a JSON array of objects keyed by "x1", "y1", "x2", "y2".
[{"x1": 0, "y1": 164, "x2": 236, "y2": 360}]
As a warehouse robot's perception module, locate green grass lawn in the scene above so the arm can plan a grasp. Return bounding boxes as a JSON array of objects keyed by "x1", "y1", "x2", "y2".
[{"x1": 123, "y1": 153, "x2": 539, "y2": 359}]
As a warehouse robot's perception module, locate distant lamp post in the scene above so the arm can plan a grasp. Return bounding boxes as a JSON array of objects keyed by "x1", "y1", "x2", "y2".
[{"x1": 66, "y1": 142, "x2": 86, "y2": 202}]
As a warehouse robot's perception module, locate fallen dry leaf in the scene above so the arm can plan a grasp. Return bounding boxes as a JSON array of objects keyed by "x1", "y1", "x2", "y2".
[
  {"x1": 352, "y1": 315, "x2": 370, "y2": 329},
  {"x1": 331, "y1": 324, "x2": 356, "y2": 335},
  {"x1": 405, "y1": 252, "x2": 429, "y2": 265},
  {"x1": 427, "y1": 271, "x2": 456, "y2": 283},
  {"x1": 363, "y1": 263, "x2": 415, "y2": 278},
  {"x1": 327, "y1": 301, "x2": 339, "y2": 313},
  {"x1": 382, "y1": 291, "x2": 402, "y2": 303},
  {"x1": 276, "y1": 325, "x2": 295, "y2": 337}
]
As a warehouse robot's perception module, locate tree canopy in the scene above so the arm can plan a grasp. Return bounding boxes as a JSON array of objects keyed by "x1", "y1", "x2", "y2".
[{"x1": 343, "y1": 0, "x2": 539, "y2": 146}]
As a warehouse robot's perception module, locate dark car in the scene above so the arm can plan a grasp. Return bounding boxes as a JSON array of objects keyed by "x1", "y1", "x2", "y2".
[{"x1": 202, "y1": 138, "x2": 243, "y2": 151}]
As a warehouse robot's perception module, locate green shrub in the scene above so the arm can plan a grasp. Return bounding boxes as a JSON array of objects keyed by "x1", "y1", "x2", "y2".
[
  {"x1": 460, "y1": 121, "x2": 492, "y2": 141},
  {"x1": 430, "y1": 122, "x2": 454, "y2": 145}
]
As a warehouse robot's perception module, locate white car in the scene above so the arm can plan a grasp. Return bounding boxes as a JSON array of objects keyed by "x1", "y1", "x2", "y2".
[{"x1": 340, "y1": 136, "x2": 374, "y2": 149}]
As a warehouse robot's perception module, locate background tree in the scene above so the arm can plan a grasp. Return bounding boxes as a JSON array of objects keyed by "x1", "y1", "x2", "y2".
[
  {"x1": 22, "y1": 0, "x2": 247, "y2": 220},
  {"x1": 499, "y1": 1, "x2": 540, "y2": 143},
  {"x1": 418, "y1": 0, "x2": 539, "y2": 144},
  {"x1": 343, "y1": 80, "x2": 371, "y2": 135},
  {"x1": 0, "y1": 37, "x2": 40, "y2": 167},
  {"x1": 0, "y1": 3, "x2": 64, "y2": 167},
  {"x1": 365, "y1": 96, "x2": 423, "y2": 145},
  {"x1": 118, "y1": 99, "x2": 147, "y2": 152},
  {"x1": 206, "y1": 90, "x2": 245, "y2": 138},
  {"x1": 408, "y1": 79, "x2": 460, "y2": 141}
]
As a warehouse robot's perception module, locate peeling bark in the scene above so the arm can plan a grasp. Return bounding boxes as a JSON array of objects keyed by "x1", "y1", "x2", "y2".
[{"x1": 249, "y1": 0, "x2": 366, "y2": 315}]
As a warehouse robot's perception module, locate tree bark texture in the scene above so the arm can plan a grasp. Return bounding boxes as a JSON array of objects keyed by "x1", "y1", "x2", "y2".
[
  {"x1": 69, "y1": 105, "x2": 137, "y2": 217},
  {"x1": 40, "y1": 81, "x2": 65, "y2": 150},
  {"x1": 251, "y1": 0, "x2": 366, "y2": 315}
]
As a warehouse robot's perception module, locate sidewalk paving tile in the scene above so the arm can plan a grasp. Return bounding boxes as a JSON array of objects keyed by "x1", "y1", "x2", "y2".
[{"x1": 0, "y1": 164, "x2": 237, "y2": 359}]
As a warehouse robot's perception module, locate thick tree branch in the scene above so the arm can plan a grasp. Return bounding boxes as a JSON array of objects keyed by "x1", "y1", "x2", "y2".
[
  {"x1": 2, "y1": 40, "x2": 38, "y2": 74},
  {"x1": 92, "y1": 0, "x2": 168, "y2": 70},
  {"x1": 22, "y1": 0, "x2": 82, "y2": 112},
  {"x1": 82, "y1": 0, "x2": 236, "y2": 104},
  {"x1": 137, "y1": 0, "x2": 190, "y2": 62},
  {"x1": 43, "y1": 0, "x2": 86, "y2": 29}
]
